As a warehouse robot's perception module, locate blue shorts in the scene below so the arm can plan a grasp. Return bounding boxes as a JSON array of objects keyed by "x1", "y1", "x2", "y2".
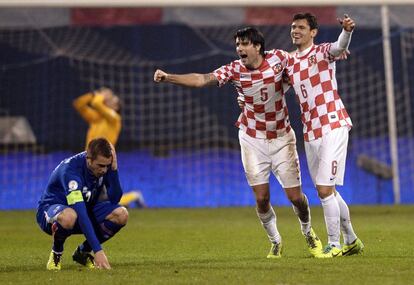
[{"x1": 36, "y1": 201, "x2": 120, "y2": 235}]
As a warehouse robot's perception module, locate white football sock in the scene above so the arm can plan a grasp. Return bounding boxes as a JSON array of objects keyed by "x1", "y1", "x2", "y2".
[
  {"x1": 320, "y1": 193, "x2": 341, "y2": 248},
  {"x1": 256, "y1": 206, "x2": 281, "y2": 244},
  {"x1": 335, "y1": 191, "x2": 358, "y2": 245},
  {"x1": 291, "y1": 194, "x2": 311, "y2": 235}
]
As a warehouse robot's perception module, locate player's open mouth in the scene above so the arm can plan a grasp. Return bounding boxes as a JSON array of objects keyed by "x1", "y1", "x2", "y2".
[{"x1": 240, "y1": 54, "x2": 247, "y2": 59}]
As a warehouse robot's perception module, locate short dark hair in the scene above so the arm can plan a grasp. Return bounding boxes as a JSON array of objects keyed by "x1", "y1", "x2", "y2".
[
  {"x1": 87, "y1": 138, "x2": 112, "y2": 160},
  {"x1": 233, "y1": 27, "x2": 265, "y2": 56},
  {"x1": 292, "y1": 13, "x2": 318, "y2": 30}
]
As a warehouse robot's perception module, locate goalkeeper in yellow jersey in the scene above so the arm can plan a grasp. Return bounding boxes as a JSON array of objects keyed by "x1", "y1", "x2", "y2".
[
  {"x1": 73, "y1": 87, "x2": 146, "y2": 208},
  {"x1": 73, "y1": 87, "x2": 122, "y2": 147}
]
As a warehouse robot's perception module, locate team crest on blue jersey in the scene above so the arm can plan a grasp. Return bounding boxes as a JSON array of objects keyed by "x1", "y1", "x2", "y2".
[
  {"x1": 68, "y1": 180, "x2": 78, "y2": 191},
  {"x1": 308, "y1": 55, "x2": 317, "y2": 65},
  {"x1": 273, "y1": 63, "x2": 282, "y2": 74}
]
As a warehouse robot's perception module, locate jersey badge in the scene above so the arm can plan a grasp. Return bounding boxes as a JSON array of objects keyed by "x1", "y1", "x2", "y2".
[
  {"x1": 273, "y1": 63, "x2": 282, "y2": 74},
  {"x1": 308, "y1": 55, "x2": 317, "y2": 66},
  {"x1": 68, "y1": 180, "x2": 78, "y2": 191}
]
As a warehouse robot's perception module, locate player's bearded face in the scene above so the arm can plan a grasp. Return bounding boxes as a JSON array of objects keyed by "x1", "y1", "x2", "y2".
[
  {"x1": 291, "y1": 19, "x2": 317, "y2": 50},
  {"x1": 235, "y1": 38, "x2": 261, "y2": 69},
  {"x1": 87, "y1": 155, "x2": 112, "y2": 177}
]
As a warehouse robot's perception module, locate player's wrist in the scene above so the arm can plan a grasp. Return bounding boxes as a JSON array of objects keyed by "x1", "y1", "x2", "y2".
[
  {"x1": 164, "y1": 73, "x2": 170, "y2": 82},
  {"x1": 93, "y1": 247, "x2": 103, "y2": 254}
]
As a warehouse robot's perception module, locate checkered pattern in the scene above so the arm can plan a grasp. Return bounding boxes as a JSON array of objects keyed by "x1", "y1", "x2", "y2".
[
  {"x1": 287, "y1": 43, "x2": 352, "y2": 141},
  {"x1": 213, "y1": 49, "x2": 291, "y2": 139}
]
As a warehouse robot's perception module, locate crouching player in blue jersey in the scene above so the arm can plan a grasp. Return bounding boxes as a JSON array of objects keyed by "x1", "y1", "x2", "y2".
[{"x1": 36, "y1": 137, "x2": 128, "y2": 270}]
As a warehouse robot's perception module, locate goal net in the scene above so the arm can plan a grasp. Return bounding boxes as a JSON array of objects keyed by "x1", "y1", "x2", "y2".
[{"x1": 0, "y1": 4, "x2": 413, "y2": 209}]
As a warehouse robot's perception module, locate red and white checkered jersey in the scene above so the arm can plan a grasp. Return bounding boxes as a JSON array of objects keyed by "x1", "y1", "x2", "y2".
[
  {"x1": 213, "y1": 49, "x2": 291, "y2": 139},
  {"x1": 287, "y1": 43, "x2": 352, "y2": 142}
]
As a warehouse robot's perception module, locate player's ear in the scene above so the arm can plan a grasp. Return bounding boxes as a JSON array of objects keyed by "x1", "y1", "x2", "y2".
[
  {"x1": 86, "y1": 156, "x2": 92, "y2": 166},
  {"x1": 311, "y1": 28, "x2": 318, "y2": 38}
]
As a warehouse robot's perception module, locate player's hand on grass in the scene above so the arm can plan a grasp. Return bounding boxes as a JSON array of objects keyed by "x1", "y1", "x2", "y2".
[
  {"x1": 338, "y1": 14, "x2": 355, "y2": 32},
  {"x1": 94, "y1": 250, "x2": 111, "y2": 269},
  {"x1": 154, "y1": 69, "x2": 168, "y2": 82}
]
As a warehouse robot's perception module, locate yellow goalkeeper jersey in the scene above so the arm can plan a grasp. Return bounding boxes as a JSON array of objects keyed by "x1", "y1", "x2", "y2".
[{"x1": 73, "y1": 93, "x2": 122, "y2": 148}]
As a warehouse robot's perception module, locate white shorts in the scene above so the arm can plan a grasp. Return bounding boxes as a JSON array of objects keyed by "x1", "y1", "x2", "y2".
[
  {"x1": 305, "y1": 127, "x2": 349, "y2": 186},
  {"x1": 239, "y1": 129, "x2": 301, "y2": 188}
]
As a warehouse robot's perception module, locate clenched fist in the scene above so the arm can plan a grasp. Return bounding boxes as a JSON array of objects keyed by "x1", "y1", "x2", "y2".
[{"x1": 154, "y1": 69, "x2": 168, "y2": 82}]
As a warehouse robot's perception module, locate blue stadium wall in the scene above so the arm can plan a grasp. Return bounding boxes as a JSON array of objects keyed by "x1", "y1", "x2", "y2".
[{"x1": 0, "y1": 24, "x2": 412, "y2": 209}]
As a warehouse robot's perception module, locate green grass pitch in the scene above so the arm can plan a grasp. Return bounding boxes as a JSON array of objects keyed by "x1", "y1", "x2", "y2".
[{"x1": 0, "y1": 205, "x2": 413, "y2": 284}]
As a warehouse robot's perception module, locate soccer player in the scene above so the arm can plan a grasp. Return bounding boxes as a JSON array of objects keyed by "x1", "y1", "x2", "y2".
[
  {"x1": 73, "y1": 87, "x2": 122, "y2": 147},
  {"x1": 73, "y1": 88, "x2": 145, "y2": 208},
  {"x1": 153, "y1": 27, "x2": 323, "y2": 258},
  {"x1": 36, "y1": 138, "x2": 128, "y2": 270},
  {"x1": 286, "y1": 13, "x2": 364, "y2": 257}
]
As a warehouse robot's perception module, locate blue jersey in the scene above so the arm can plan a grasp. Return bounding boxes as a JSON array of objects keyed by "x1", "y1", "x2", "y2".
[{"x1": 38, "y1": 151, "x2": 123, "y2": 252}]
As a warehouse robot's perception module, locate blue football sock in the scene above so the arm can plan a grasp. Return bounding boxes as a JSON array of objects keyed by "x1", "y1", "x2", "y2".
[
  {"x1": 51, "y1": 222, "x2": 72, "y2": 253},
  {"x1": 98, "y1": 220, "x2": 124, "y2": 243}
]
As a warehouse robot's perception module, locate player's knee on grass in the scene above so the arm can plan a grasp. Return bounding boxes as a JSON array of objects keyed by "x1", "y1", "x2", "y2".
[{"x1": 57, "y1": 208, "x2": 77, "y2": 229}]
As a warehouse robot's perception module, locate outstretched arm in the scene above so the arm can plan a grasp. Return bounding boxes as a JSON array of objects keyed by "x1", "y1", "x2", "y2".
[
  {"x1": 330, "y1": 14, "x2": 356, "y2": 57},
  {"x1": 154, "y1": 69, "x2": 218, "y2": 88}
]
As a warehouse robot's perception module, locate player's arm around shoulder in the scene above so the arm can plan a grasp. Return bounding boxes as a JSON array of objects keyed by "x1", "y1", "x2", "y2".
[{"x1": 154, "y1": 68, "x2": 218, "y2": 88}]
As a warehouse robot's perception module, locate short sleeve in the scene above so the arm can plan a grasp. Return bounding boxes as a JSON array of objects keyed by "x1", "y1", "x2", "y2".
[{"x1": 213, "y1": 62, "x2": 235, "y2": 87}]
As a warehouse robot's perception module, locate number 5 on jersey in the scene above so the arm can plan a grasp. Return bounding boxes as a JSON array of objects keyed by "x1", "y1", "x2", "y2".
[{"x1": 260, "y1": 88, "x2": 268, "y2": 101}]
